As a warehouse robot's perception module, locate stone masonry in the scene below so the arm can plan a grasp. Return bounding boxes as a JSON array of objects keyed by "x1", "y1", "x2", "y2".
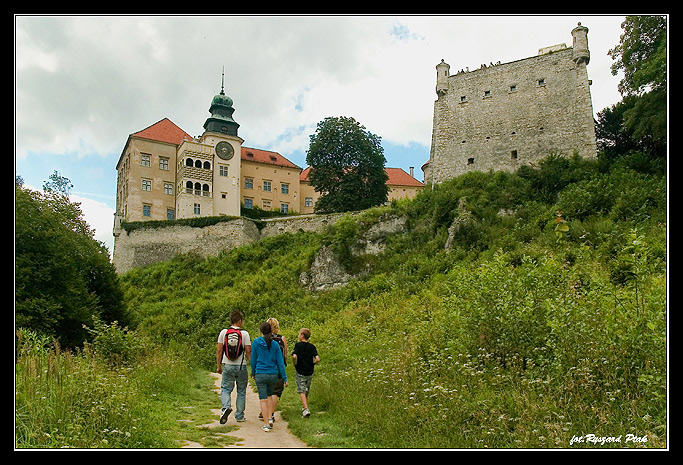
[
  {"x1": 426, "y1": 23, "x2": 597, "y2": 185},
  {"x1": 112, "y1": 213, "x2": 359, "y2": 274}
]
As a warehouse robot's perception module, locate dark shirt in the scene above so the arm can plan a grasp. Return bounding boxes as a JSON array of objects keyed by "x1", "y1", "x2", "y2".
[{"x1": 292, "y1": 341, "x2": 318, "y2": 376}]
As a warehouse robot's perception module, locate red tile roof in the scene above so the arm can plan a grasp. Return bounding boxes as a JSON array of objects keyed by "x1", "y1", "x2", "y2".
[
  {"x1": 131, "y1": 118, "x2": 193, "y2": 145},
  {"x1": 300, "y1": 166, "x2": 423, "y2": 187},
  {"x1": 385, "y1": 167, "x2": 424, "y2": 187},
  {"x1": 300, "y1": 166, "x2": 312, "y2": 181},
  {"x1": 241, "y1": 147, "x2": 301, "y2": 170}
]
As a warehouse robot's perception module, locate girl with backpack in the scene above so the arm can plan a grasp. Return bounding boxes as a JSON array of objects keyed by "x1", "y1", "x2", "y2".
[{"x1": 250, "y1": 321, "x2": 288, "y2": 432}]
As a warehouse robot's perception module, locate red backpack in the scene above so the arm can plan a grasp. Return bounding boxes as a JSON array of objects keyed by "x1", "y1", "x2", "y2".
[{"x1": 224, "y1": 328, "x2": 244, "y2": 361}]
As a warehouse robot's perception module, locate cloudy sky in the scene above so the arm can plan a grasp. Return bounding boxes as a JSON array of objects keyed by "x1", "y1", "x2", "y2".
[{"x1": 15, "y1": 14, "x2": 629, "y2": 254}]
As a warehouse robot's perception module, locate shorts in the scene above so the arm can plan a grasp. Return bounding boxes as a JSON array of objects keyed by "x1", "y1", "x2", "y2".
[
  {"x1": 295, "y1": 372, "x2": 313, "y2": 395},
  {"x1": 273, "y1": 376, "x2": 284, "y2": 397},
  {"x1": 254, "y1": 373, "x2": 278, "y2": 400}
]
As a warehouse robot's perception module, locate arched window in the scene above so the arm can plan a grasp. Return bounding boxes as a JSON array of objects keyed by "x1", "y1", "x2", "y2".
[
  {"x1": 186, "y1": 181, "x2": 193, "y2": 193},
  {"x1": 203, "y1": 161, "x2": 211, "y2": 170},
  {"x1": 202, "y1": 184, "x2": 210, "y2": 197},
  {"x1": 186, "y1": 158, "x2": 193, "y2": 166},
  {"x1": 195, "y1": 160, "x2": 202, "y2": 168}
]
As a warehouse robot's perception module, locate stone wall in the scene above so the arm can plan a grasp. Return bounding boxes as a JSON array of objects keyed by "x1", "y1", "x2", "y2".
[
  {"x1": 112, "y1": 217, "x2": 261, "y2": 273},
  {"x1": 259, "y1": 212, "x2": 356, "y2": 238},
  {"x1": 112, "y1": 213, "x2": 355, "y2": 274},
  {"x1": 428, "y1": 47, "x2": 597, "y2": 184}
]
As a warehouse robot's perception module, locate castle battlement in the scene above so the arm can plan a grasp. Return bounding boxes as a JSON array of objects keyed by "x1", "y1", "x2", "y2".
[{"x1": 425, "y1": 23, "x2": 596, "y2": 185}]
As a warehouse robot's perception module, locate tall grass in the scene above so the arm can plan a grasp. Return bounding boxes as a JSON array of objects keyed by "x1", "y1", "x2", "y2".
[
  {"x1": 14, "y1": 327, "x2": 212, "y2": 449},
  {"x1": 294, "y1": 241, "x2": 666, "y2": 448}
]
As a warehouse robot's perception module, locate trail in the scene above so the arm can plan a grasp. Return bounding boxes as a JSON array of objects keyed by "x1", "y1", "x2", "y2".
[{"x1": 180, "y1": 372, "x2": 311, "y2": 449}]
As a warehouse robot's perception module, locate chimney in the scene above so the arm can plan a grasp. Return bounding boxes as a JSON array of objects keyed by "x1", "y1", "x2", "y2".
[{"x1": 409, "y1": 167, "x2": 414, "y2": 177}]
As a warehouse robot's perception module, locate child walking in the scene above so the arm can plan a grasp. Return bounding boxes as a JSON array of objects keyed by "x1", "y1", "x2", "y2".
[{"x1": 291, "y1": 328, "x2": 320, "y2": 418}]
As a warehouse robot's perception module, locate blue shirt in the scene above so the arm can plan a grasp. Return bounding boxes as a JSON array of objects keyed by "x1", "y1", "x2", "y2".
[{"x1": 250, "y1": 336, "x2": 287, "y2": 382}]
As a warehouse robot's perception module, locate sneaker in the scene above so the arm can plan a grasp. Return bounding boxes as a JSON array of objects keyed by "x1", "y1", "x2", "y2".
[
  {"x1": 220, "y1": 407, "x2": 232, "y2": 424},
  {"x1": 269, "y1": 417, "x2": 274, "y2": 427},
  {"x1": 262, "y1": 425, "x2": 271, "y2": 432},
  {"x1": 302, "y1": 408, "x2": 310, "y2": 418},
  {"x1": 236, "y1": 417, "x2": 246, "y2": 422}
]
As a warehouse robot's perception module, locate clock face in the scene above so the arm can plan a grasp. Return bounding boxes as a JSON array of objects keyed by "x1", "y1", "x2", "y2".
[{"x1": 215, "y1": 141, "x2": 234, "y2": 160}]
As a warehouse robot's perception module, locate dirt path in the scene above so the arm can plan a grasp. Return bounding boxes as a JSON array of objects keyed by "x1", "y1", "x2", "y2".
[{"x1": 180, "y1": 372, "x2": 311, "y2": 449}]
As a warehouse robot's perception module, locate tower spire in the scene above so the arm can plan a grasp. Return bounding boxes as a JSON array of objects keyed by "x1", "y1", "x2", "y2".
[
  {"x1": 220, "y1": 67, "x2": 225, "y2": 95},
  {"x1": 204, "y1": 68, "x2": 239, "y2": 137}
]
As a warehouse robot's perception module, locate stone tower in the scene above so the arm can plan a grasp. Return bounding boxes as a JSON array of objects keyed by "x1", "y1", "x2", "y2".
[{"x1": 425, "y1": 22, "x2": 598, "y2": 185}]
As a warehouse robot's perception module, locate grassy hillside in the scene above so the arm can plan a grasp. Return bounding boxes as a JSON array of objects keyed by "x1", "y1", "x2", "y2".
[{"x1": 120, "y1": 153, "x2": 667, "y2": 448}]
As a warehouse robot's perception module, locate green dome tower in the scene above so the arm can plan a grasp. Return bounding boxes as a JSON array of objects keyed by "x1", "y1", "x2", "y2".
[{"x1": 203, "y1": 69, "x2": 240, "y2": 137}]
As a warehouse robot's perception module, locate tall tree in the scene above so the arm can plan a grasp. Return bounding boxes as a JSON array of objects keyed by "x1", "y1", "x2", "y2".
[
  {"x1": 306, "y1": 116, "x2": 388, "y2": 213},
  {"x1": 15, "y1": 182, "x2": 126, "y2": 348},
  {"x1": 608, "y1": 15, "x2": 667, "y2": 157}
]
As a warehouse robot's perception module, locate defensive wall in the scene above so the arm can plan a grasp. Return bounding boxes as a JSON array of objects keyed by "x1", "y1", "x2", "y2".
[{"x1": 111, "y1": 212, "x2": 352, "y2": 274}]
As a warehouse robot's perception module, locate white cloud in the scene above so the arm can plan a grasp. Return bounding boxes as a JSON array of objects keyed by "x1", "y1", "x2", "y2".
[{"x1": 15, "y1": 14, "x2": 630, "y2": 203}]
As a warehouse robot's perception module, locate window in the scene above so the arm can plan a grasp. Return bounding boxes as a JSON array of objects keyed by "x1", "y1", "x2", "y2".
[
  {"x1": 460, "y1": 95, "x2": 467, "y2": 102},
  {"x1": 262, "y1": 199, "x2": 271, "y2": 210},
  {"x1": 263, "y1": 180, "x2": 271, "y2": 192},
  {"x1": 537, "y1": 78, "x2": 546, "y2": 86},
  {"x1": 244, "y1": 198, "x2": 253, "y2": 209},
  {"x1": 194, "y1": 203, "x2": 201, "y2": 215},
  {"x1": 509, "y1": 84, "x2": 517, "y2": 92},
  {"x1": 467, "y1": 158, "x2": 475, "y2": 165},
  {"x1": 141, "y1": 154, "x2": 151, "y2": 167},
  {"x1": 305, "y1": 197, "x2": 313, "y2": 207},
  {"x1": 142, "y1": 179, "x2": 152, "y2": 191},
  {"x1": 143, "y1": 204, "x2": 151, "y2": 217},
  {"x1": 484, "y1": 90, "x2": 491, "y2": 98},
  {"x1": 511, "y1": 150, "x2": 518, "y2": 160},
  {"x1": 186, "y1": 181, "x2": 193, "y2": 193},
  {"x1": 195, "y1": 160, "x2": 202, "y2": 168},
  {"x1": 186, "y1": 158, "x2": 193, "y2": 166},
  {"x1": 280, "y1": 203, "x2": 289, "y2": 214},
  {"x1": 281, "y1": 183, "x2": 289, "y2": 194},
  {"x1": 167, "y1": 208, "x2": 175, "y2": 220},
  {"x1": 244, "y1": 177, "x2": 253, "y2": 189},
  {"x1": 203, "y1": 161, "x2": 211, "y2": 170},
  {"x1": 160, "y1": 157, "x2": 169, "y2": 170},
  {"x1": 164, "y1": 182, "x2": 173, "y2": 195},
  {"x1": 219, "y1": 165, "x2": 228, "y2": 176}
]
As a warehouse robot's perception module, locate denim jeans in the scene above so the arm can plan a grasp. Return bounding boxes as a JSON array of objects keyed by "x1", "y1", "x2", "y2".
[
  {"x1": 221, "y1": 363, "x2": 248, "y2": 420},
  {"x1": 254, "y1": 373, "x2": 278, "y2": 400}
]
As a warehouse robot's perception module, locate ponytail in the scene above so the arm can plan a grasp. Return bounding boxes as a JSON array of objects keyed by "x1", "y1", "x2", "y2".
[{"x1": 260, "y1": 321, "x2": 273, "y2": 349}]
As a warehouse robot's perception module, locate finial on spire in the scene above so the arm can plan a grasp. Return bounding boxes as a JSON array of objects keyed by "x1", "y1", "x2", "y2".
[{"x1": 221, "y1": 67, "x2": 225, "y2": 95}]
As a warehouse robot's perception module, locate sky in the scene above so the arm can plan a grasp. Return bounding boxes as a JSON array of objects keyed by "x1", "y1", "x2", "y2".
[{"x1": 15, "y1": 14, "x2": 630, "y2": 254}]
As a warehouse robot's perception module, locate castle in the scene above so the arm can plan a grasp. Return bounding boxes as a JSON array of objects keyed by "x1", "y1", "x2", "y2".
[
  {"x1": 423, "y1": 22, "x2": 597, "y2": 185},
  {"x1": 113, "y1": 75, "x2": 424, "y2": 226}
]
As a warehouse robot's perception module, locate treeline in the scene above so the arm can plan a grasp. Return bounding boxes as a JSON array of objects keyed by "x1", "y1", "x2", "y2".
[{"x1": 15, "y1": 182, "x2": 127, "y2": 348}]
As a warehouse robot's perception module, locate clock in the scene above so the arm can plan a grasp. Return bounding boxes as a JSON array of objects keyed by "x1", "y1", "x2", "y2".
[{"x1": 215, "y1": 141, "x2": 234, "y2": 160}]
